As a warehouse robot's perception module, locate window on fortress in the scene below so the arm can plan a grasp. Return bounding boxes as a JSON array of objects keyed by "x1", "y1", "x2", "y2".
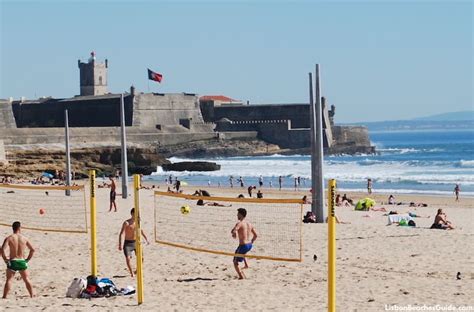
[{"x1": 99, "y1": 76, "x2": 103, "y2": 85}]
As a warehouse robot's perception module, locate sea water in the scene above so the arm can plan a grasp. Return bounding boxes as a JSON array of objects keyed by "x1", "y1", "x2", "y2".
[{"x1": 147, "y1": 129, "x2": 474, "y2": 196}]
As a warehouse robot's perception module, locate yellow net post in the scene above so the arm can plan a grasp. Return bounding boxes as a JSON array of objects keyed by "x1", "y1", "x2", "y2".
[
  {"x1": 328, "y1": 179, "x2": 336, "y2": 312},
  {"x1": 134, "y1": 174, "x2": 144, "y2": 304},
  {"x1": 89, "y1": 170, "x2": 97, "y2": 276}
]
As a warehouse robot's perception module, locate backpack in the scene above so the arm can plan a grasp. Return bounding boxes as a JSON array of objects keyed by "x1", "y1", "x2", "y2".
[{"x1": 66, "y1": 278, "x2": 87, "y2": 298}]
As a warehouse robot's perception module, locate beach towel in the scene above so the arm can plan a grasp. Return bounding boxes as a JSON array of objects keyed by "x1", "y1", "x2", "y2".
[{"x1": 387, "y1": 214, "x2": 413, "y2": 225}]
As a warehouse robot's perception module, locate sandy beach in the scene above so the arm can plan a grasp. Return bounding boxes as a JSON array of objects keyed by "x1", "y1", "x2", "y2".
[{"x1": 0, "y1": 184, "x2": 473, "y2": 311}]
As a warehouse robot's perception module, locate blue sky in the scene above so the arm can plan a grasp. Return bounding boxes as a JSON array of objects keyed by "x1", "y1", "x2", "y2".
[{"x1": 0, "y1": 0, "x2": 472, "y2": 122}]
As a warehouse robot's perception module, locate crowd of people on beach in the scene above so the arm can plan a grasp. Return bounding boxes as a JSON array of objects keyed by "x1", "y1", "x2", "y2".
[{"x1": 0, "y1": 170, "x2": 464, "y2": 299}]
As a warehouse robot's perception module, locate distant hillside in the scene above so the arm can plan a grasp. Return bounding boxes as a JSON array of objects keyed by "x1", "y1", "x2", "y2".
[
  {"x1": 343, "y1": 110, "x2": 474, "y2": 131},
  {"x1": 413, "y1": 110, "x2": 474, "y2": 121}
]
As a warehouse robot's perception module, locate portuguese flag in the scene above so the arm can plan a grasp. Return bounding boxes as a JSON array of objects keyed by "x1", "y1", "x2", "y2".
[{"x1": 147, "y1": 68, "x2": 163, "y2": 83}]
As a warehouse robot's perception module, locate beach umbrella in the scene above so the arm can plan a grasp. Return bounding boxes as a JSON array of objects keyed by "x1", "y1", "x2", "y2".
[
  {"x1": 355, "y1": 198, "x2": 376, "y2": 211},
  {"x1": 42, "y1": 172, "x2": 54, "y2": 179}
]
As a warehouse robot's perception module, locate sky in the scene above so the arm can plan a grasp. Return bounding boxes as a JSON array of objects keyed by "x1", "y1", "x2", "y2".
[{"x1": 0, "y1": 0, "x2": 472, "y2": 123}]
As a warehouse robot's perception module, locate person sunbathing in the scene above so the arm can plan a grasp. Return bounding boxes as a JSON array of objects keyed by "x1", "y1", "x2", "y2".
[
  {"x1": 196, "y1": 199, "x2": 232, "y2": 207},
  {"x1": 430, "y1": 209, "x2": 455, "y2": 230},
  {"x1": 326, "y1": 215, "x2": 351, "y2": 224},
  {"x1": 370, "y1": 207, "x2": 387, "y2": 212}
]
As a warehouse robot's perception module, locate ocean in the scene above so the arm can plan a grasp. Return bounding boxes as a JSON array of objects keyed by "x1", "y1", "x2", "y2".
[{"x1": 146, "y1": 129, "x2": 474, "y2": 196}]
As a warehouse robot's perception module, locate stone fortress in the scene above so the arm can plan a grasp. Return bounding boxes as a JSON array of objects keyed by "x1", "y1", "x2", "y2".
[{"x1": 0, "y1": 52, "x2": 373, "y2": 173}]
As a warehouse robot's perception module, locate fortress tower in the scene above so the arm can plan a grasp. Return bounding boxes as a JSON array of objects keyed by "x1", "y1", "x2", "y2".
[{"x1": 78, "y1": 51, "x2": 108, "y2": 96}]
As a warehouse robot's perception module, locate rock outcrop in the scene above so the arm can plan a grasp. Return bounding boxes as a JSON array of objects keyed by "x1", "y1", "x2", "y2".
[
  {"x1": 1, "y1": 146, "x2": 169, "y2": 178},
  {"x1": 162, "y1": 161, "x2": 221, "y2": 172}
]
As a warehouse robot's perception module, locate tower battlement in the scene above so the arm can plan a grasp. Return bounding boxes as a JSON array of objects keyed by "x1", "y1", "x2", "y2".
[{"x1": 78, "y1": 51, "x2": 108, "y2": 96}]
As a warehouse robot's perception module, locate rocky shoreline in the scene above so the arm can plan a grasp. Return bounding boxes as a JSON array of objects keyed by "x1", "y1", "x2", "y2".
[{"x1": 0, "y1": 137, "x2": 375, "y2": 179}]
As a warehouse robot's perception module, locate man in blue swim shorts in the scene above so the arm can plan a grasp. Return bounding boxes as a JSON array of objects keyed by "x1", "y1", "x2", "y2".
[{"x1": 231, "y1": 208, "x2": 258, "y2": 279}]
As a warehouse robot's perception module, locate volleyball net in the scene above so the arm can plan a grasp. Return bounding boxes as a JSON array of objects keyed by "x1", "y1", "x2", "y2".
[
  {"x1": 154, "y1": 191, "x2": 304, "y2": 262},
  {"x1": 0, "y1": 184, "x2": 88, "y2": 233}
]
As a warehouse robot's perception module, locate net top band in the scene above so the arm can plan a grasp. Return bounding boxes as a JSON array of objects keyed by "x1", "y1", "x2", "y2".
[
  {"x1": 0, "y1": 183, "x2": 85, "y2": 191},
  {"x1": 154, "y1": 190, "x2": 304, "y2": 204}
]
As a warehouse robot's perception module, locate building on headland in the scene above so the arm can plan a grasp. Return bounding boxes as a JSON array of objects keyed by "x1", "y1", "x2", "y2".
[{"x1": 0, "y1": 52, "x2": 374, "y2": 155}]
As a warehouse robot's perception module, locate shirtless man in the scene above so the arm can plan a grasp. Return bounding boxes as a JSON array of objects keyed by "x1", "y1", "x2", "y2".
[
  {"x1": 431, "y1": 208, "x2": 455, "y2": 230},
  {"x1": 1, "y1": 221, "x2": 35, "y2": 298},
  {"x1": 231, "y1": 208, "x2": 257, "y2": 279},
  {"x1": 109, "y1": 176, "x2": 117, "y2": 212},
  {"x1": 118, "y1": 208, "x2": 149, "y2": 277}
]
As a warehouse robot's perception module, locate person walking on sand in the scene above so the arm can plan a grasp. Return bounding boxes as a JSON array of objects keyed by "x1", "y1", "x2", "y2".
[
  {"x1": 367, "y1": 178, "x2": 373, "y2": 194},
  {"x1": 231, "y1": 208, "x2": 257, "y2": 280},
  {"x1": 118, "y1": 208, "x2": 149, "y2": 277},
  {"x1": 454, "y1": 184, "x2": 460, "y2": 201},
  {"x1": 229, "y1": 176, "x2": 234, "y2": 188},
  {"x1": 109, "y1": 176, "x2": 117, "y2": 212},
  {"x1": 1, "y1": 221, "x2": 35, "y2": 298}
]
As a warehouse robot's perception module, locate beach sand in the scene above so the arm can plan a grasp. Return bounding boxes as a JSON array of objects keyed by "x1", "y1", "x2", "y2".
[{"x1": 0, "y1": 184, "x2": 473, "y2": 311}]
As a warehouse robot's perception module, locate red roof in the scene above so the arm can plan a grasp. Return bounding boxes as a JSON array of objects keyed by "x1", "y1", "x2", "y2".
[{"x1": 200, "y1": 95, "x2": 238, "y2": 102}]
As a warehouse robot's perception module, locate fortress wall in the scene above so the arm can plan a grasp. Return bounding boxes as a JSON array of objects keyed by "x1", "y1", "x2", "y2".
[
  {"x1": 0, "y1": 140, "x2": 6, "y2": 163},
  {"x1": 133, "y1": 93, "x2": 205, "y2": 128},
  {"x1": 257, "y1": 122, "x2": 310, "y2": 149},
  {"x1": 0, "y1": 126, "x2": 219, "y2": 148},
  {"x1": 0, "y1": 101, "x2": 17, "y2": 128},
  {"x1": 11, "y1": 96, "x2": 133, "y2": 128},
  {"x1": 203, "y1": 104, "x2": 311, "y2": 128},
  {"x1": 332, "y1": 126, "x2": 371, "y2": 146}
]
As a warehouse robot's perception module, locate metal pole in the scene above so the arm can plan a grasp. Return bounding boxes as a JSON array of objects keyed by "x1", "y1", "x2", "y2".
[
  {"x1": 311, "y1": 64, "x2": 326, "y2": 222},
  {"x1": 134, "y1": 174, "x2": 144, "y2": 304},
  {"x1": 64, "y1": 109, "x2": 71, "y2": 196},
  {"x1": 89, "y1": 170, "x2": 97, "y2": 276},
  {"x1": 120, "y1": 94, "x2": 129, "y2": 198}
]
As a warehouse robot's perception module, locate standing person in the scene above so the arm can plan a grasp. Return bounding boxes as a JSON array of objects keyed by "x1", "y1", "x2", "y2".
[
  {"x1": 109, "y1": 176, "x2": 117, "y2": 212},
  {"x1": 175, "y1": 179, "x2": 181, "y2": 192},
  {"x1": 1, "y1": 221, "x2": 35, "y2": 298},
  {"x1": 168, "y1": 175, "x2": 173, "y2": 185},
  {"x1": 239, "y1": 176, "x2": 244, "y2": 188},
  {"x1": 297, "y1": 176, "x2": 301, "y2": 189},
  {"x1": 231, "y1": 208, "x2": 257, "y2": 280},
  {"x1": 454, "y1": 184, "x2": 460, "y2": 201},
  {"x1": 367, "y1": 178, "x2": 373, "y2": 194},
  {"x1": 258, "y1": 175, "x2": 263, "y2": 188},
  {"x1": 294, "y1": 177, "x2": 298, "y2": 191},
  {"x1": 269, "y1": 180, "x2": 273, "y2": 188},
  {"x1": 118, "y1": 208, "x2": 150, "y2": 277},
  {"x1": 229, "y1": 176, "x2": 234, "y2": 188},
  {"x1": 278, "y1": 176, "x2": 283, "y2": 190}
]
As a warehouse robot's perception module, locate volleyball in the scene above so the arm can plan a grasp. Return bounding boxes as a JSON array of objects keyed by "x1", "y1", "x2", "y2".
[
  {"x1": 39, "y1": 208, "x2": 45, "y2": 215},
  {"x1": 180, "y1": 205, "x2": 191, "y2": 215}
]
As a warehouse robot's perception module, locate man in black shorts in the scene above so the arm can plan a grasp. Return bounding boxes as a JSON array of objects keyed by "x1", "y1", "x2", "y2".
[{"x1": 118, "y1": 208, "x2": 149, "y2": 277}]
